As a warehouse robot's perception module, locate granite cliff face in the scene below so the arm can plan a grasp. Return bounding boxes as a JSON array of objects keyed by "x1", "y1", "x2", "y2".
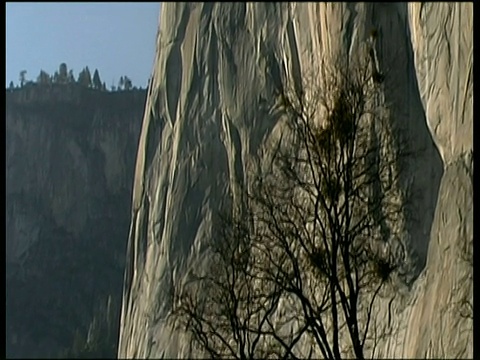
[
  {"x1": 6, "y1": 84, "x2": 146, "y2": 358},
  {"x1": 119, "y1": 3, "x2": 472, "y2": 358}
]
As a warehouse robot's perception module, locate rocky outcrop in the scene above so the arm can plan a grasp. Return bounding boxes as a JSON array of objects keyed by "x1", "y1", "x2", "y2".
[
  {"x1": 390, "y1": 4, "x2": 473, "y2": 358},
  {"x1": 118, "y1": 3, "x2": 472, "y2": 358},
  {"x1": 6, "y1": 84, "x2": 146, "y2": 358}
]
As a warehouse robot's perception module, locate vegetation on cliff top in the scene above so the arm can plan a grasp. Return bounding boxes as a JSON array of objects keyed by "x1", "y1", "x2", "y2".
[{"x1": 8, "y1": 62, "x2": 148, "y2": 92}]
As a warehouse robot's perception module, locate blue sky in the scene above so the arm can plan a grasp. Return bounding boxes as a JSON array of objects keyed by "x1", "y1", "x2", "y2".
[{"x1": 6, "y1": 2, "x2": 161, "y2": 88}]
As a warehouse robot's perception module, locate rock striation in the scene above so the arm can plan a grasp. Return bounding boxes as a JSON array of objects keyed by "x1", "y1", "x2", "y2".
[{"x1": 118, "y1": 3, "x2": 472, "y2": 358}]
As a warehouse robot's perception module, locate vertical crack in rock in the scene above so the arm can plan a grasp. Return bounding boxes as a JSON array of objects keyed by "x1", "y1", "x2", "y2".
[
  {"x1": 367, "y1": 2, "x2": 443, "y2": 281},
  {"x1": 119, "y1": 3, "x2": 472, "y2": 358}
]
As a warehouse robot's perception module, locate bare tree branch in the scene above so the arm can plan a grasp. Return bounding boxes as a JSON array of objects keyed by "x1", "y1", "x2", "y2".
[{"x1": 173, "y1": 52, "x2": 412, "y2": 359}]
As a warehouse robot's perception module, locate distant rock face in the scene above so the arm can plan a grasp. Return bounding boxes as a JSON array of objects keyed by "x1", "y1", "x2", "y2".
[
  {"x1": 6, "y1": 85, "x2": 146, "y2": 358},
  {"x1": 118, "y1": 3, "x2": 472, "y2": 358}
]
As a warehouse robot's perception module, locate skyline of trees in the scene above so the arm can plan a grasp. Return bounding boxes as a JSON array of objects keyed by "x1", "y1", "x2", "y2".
[{"x1": 8, "y1": 63, "x2": 145, "y2": 91}]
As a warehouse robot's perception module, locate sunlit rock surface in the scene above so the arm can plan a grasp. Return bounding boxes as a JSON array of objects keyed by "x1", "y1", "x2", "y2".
[{"x1": 119, "y1": 3, "x2": 472, "y2": 358}]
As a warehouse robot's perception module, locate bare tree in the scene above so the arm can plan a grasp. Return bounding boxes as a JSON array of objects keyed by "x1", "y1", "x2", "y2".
[{"x1": 172, "y1": 54, "x2": 412, "y2": 359}]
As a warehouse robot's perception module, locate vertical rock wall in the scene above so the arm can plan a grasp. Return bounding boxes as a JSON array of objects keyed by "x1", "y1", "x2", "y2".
[
  {"x1": 119, "y1": 3, "x2": 472, "y2": 358},
  {"x1": 6, "y1": 86, "x2": 146, "y2": 358}
]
